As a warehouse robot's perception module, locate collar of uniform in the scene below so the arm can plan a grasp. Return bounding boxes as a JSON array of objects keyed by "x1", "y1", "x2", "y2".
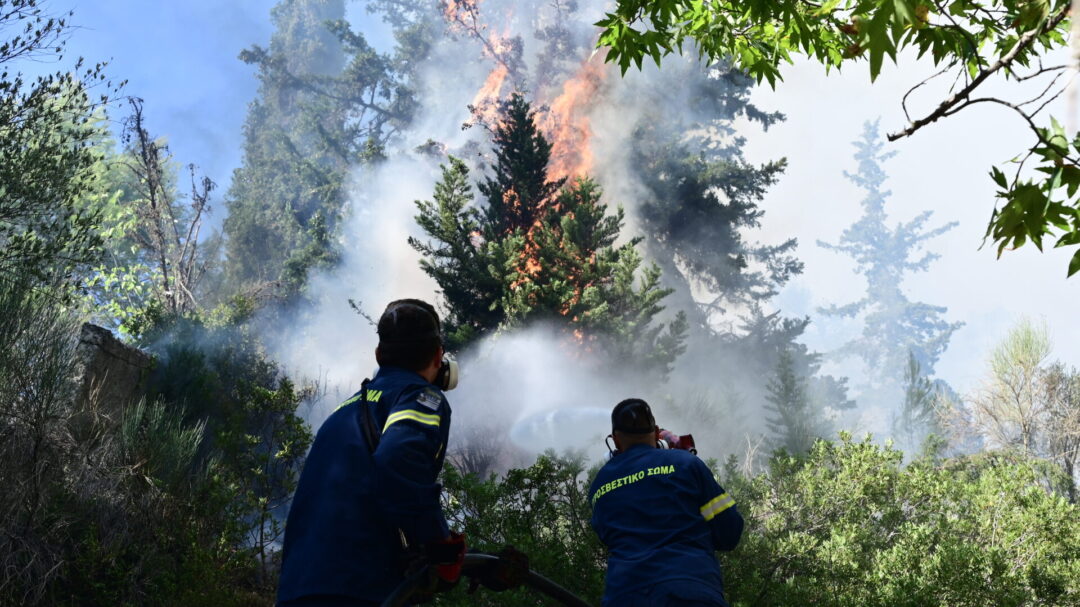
[
  {"x1": 375, "y1": 365, "x2": 432, "y2": 386},
  {"x1": 623, "y1": 442, "x2": 655, "y2": 454}
]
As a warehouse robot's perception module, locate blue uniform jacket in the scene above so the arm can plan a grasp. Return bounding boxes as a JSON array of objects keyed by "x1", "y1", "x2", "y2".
[
  {"x1": 277, "y1": 366, "x2": 452, "y2": 605},
  {"x1": 589, "y1": 444, "x2": 744, "y2": 606}
]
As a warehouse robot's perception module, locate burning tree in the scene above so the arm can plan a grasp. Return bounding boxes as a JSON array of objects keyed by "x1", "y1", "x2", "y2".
[{"x1": 411, "y1": 94, "x2": 686, "y2": 374}]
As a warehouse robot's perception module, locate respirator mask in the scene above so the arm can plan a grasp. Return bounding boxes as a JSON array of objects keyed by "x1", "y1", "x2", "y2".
[{"x1": 435, "y1": 355, "x2": 459, "y2": 391}]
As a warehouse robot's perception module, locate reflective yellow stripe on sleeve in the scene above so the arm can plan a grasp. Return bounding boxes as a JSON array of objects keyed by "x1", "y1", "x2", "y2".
[
  {"x1": 700, "y1": 493, "x2": 735, "y2": 521},
  {"x1": 382, "y1": 409, "x2": 441, "y2": 432}
]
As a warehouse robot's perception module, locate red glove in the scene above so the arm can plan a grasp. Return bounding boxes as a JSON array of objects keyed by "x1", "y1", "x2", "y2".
[{"x1": 426, "y1": 531, "x2": 466, "y2": 587}]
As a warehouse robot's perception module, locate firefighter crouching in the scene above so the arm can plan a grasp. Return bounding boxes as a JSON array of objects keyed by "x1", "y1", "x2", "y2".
[
  {"x1": 277, "y1": 299, "x2": 464, "y2": 607},
  {"x1": 590, "y1": 398, "x2": 744, "y2": 607}
]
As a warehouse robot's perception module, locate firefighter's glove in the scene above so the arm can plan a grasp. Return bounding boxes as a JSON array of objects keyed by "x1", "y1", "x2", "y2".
[
  {"x1": 426, "y1": 531, "x2": 466, "y2": 591},
  {"x1": 468, "y1": 546, "x2": 530, "y2": 593}
]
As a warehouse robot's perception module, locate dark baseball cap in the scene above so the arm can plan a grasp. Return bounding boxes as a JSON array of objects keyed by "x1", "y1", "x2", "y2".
[
  {"x1": 611, "y1": 398, "x2": 656, "y2": 434},
  {"x1": 377, "y1": 299, "x2": 442, "y2": 344}
]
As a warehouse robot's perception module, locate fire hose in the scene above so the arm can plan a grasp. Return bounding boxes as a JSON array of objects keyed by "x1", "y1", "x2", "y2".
[{"x1": 380, "y1": 552, "x2": 592, "y2": 607}]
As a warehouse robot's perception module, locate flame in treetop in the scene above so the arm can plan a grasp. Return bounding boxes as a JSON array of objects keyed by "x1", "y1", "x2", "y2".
[{"x1": 410, "y1": 94, "x2": 687, "y2": 375}]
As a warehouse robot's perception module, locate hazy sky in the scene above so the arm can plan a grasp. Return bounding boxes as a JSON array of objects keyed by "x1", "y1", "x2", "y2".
[
  {"x1": 49, "y1": 2, "x2": 1080, "y2": 395},
  {"x1": 734, "y1": 54, "x2": 1080, "y2": 392}
]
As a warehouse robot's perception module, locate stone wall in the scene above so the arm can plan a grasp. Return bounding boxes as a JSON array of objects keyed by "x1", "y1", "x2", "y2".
[{"x1": 72, "y1": 323, "x2": 154, "y2": 413}]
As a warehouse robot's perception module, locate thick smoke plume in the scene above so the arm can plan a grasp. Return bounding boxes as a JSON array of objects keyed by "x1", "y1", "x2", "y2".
[{"x1": 267, "y1": 0, "x2": 798, "y2": 469}]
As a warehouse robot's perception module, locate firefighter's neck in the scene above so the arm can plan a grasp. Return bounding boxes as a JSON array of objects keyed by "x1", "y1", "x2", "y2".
[{"x1": 614, "y1": 430, "x2": 657, "y2": 451}]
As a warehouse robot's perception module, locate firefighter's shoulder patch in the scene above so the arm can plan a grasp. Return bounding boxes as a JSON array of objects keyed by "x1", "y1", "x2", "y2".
[{"x1": 415, "y1": 388, "x2": 442, "y2": 411}]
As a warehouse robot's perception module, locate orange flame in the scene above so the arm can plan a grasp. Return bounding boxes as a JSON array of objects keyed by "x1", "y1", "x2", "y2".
[
  {"x1": 452, "y1": 2, "x2": 608, "y2": 332},
  {"x1": 470, "y1": 31, "x2": 520, "y2": 129},
  {"x1": 442, "y1": 0, "x2": 482, "y2": 32},
  {"x1": 470, "y1": 63, "x2": 509, "y2": 129},
  {"x1": 523, "y1": 255, "x2": 542, "y2": 276},
  {"x1": 483, "y1": 31, "x2": 517, "y2": 61},
  {"x1": 510, "y1": 243, "x2": 542, "y2": 289},
  {"x1": 539, "y1": 56, "x2": 607, "y2": 182}
]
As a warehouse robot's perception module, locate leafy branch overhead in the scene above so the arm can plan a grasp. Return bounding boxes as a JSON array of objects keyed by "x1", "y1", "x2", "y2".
[{"x1": 595, "y1": 0, "x2": 1080, "y2": 276}]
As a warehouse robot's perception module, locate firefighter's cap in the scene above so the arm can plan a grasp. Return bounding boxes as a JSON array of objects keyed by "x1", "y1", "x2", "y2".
[
  {"x1": 377, "y1": 299, "x2": 442, "y2": 345},
  {"x1": 611, "y1": 398, "x2": 656, "y2": 435}
]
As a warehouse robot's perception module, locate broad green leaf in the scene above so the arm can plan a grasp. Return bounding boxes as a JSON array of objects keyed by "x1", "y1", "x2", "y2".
[
  {"x1": 990, "y1": 166, "x2": 1008, "y2": 189},
  {"x1": 1069, "y1": 248, "x2": 1080, "y2": 277},
  {"x1": 866, "y1": 4, "x2": 896, "y2": 81},
  {"x1": 1050, "y1": 166, "x2": 1064, "y2": 191},
  {"x1": 893, "y1": 0, "x2": 916, "y2": 24}
]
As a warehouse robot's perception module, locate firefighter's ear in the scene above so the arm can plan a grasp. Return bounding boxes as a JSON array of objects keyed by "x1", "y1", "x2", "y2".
[{"x1": 610, "y1": 431, "x2": 622, "y2": 452}]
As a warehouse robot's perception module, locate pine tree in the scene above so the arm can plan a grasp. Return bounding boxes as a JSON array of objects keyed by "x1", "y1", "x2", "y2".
[
  {"x1": 629, "y1": 69, "x2": 801, "y2": 328},
  {"x1": 765, "y1": 348, "x2": 830, "y2": 454},
  {"x1": 735, "y1": 307, "x2": 855, "y2": 417},
  {"x1": 623, "y1": 67, "x2": 839, "y2": 416},
  {"x1": 411, "y1": 93, "x2": 568, "y2": 346},
  {"x1": 222, "y1": 0, "x2": 347, "y2": 293},
  {"x1": 477, "y1": 93, "x2": 567, "y2": 237},
  {"x1": 410, "y1": 95, "x2": 686, "y2": 373},
  {"x1": 409, "y1": 156, "x2": 502, "y2": 346},
  {"x1": 893, "y1": 350, "x2": 941, "y2": 452},
  {"x1": 221, "y1": 0, "x2": 424, "y2": 298},
  {"x1": 818, "y1": 120, "x2": 963, "y2": 396},
  {"x1": 502, "y1": 177, "x2": 688, "y2": 375}
]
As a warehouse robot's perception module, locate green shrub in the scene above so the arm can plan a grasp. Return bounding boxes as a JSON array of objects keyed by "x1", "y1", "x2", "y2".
[
  {"x1": 440, "y1": 452, "x2": 606, "y2": 605},
  {"x1": 429, "y1": 437, "x2": 1079, "y2": 607},
  {"x1": 723, "y1": 435, "x2": 1080, "y2": 607}
]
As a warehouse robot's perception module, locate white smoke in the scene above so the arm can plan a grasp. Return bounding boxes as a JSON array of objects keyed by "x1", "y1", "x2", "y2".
[
  {"x1": 264, "y1": 0, "x2": 796, "y2": 467},
  {"x1": 447, "y1": 323, "x2": 749, "y2": 464}
]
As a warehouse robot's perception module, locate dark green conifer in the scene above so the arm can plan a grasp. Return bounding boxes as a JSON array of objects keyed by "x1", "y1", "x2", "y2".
[
  {"x1": 411, "y1": 95, "x2": 685, "y2": 373},
  {"x1": 410, "y1": 157, "x2": 502, "y2": 347},
  {"x1": 477, "y1": 93, "x2": 566, "y2": 237},
  {"x1": 221, "y1": 0, "x2": 425, "y2": 298},
  {"x1": 764, "y1": 348, "x2": 829, "y2": 454}
]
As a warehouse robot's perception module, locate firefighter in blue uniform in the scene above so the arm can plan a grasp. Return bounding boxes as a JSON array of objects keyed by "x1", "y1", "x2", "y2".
[
  {"x1": 278, "y1": 299, "x2": 465, "y2": 607},
  {"x1": 590, "y1": 399, "x2": 744, "y2": 607}
]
